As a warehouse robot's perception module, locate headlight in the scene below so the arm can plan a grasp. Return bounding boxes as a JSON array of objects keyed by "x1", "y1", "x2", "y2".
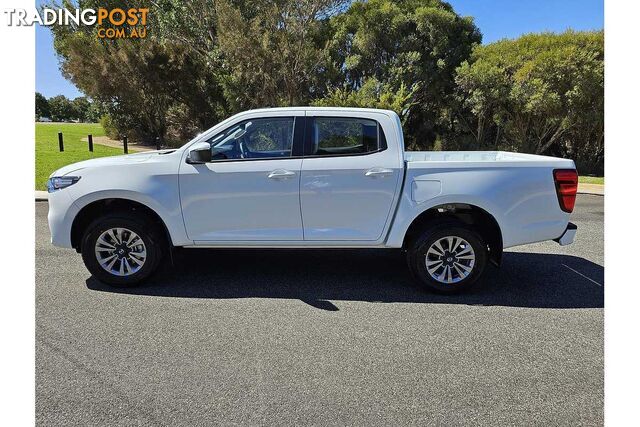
[{"x1": 47, "y1": 176, "x2": 80, "y2": 193}]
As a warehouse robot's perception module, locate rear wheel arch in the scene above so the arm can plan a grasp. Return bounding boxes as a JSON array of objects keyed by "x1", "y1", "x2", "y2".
[
  {"x1": 402, "y1": 203, "x2": 503, "y2": 266},
  {"x1": 70, "y1": 198, "x2": 173, "y2": 252}
]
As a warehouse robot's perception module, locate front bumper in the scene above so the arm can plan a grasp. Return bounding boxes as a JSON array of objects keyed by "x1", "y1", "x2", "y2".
[
  {"x1": 554, "y1": 222, "x2": 577, "y2": 246},
  {"x1": 47, "y1": 189, "x2": 79, "y2": 249}
]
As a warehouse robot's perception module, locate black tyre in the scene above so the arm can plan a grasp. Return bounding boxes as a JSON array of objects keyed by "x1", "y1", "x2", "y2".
[
  {"x1": 81, "y1": 213, "x2": 164, "y2": 286},
  {"x1": 407, "y1": 221, "x2": 488, "y2": 293}
]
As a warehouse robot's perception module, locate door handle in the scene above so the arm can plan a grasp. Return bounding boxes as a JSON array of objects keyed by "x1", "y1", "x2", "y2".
[
  {"x1": 364, "y1": 167, "x2": 393, "y2": 178},
  {"x1": 268, "y1": 169, "x2": 296, "y2": 180}
]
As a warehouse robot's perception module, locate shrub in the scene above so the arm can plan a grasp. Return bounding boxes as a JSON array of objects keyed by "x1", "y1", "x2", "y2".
[{"x1": 100, "y1": 114, "x2": 119, "y2": 140}]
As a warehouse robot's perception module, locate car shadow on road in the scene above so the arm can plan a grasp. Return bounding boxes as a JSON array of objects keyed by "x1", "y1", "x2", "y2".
[{"x1": 86, "y1": 249, "x2": 604, "y2": 310}]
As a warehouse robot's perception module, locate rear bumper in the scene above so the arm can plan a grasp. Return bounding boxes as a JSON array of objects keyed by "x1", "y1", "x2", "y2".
[{"x1": 554, "y1": 222, "x2": 577, "y2": 246}]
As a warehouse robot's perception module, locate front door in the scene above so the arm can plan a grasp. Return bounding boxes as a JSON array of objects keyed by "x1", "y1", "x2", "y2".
[{"x1": 179, "y1": 114, "x2": 305, "y2": 241}]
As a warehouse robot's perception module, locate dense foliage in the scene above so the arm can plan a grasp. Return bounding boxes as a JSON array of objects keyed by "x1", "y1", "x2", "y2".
[
  {"x1": 453, "y1": 31, "x2": 604, "y2": 175},
  {"x1": 35, "y1": 93, "x2": 98, "y2": 122},
  {"x1": 47, "y1": 0, "x2": 604, "y2": 174},
  {"x1": 35, "y1": 92, "x2": 50, "y2": 119},
  {"x1": 325, "y1": 0, "x2": 481, "y2": 148}
]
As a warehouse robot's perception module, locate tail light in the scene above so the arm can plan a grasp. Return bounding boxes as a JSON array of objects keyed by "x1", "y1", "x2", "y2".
[{"x1": 553, "y1": 169, "x2": 578, "y2": 213}]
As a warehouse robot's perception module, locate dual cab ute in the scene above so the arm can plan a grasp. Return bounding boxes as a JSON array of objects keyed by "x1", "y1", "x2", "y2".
[{"x1": 47, "y1": 107, "x2": 578, "y2": 292}]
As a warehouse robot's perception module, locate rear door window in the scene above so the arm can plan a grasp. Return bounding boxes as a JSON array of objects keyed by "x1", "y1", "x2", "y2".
[{"x1": 306, "y1": 117, "x2": 387, "y2": 157}]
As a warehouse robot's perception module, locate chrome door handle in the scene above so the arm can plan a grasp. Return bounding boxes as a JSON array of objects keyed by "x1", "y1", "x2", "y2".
[
  {"x1": 268, "y1": 169, "x2": 296, "y2": 179},
  {"x1": 365, "y1": 167, "x2": 393, "y2": 178}
]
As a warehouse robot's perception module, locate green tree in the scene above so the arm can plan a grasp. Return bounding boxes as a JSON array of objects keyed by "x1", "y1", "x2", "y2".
[
  {"x1": 215, "y1": 0, "x2": 350, "y2": 110},
  {"x1": 46, "y1": 0, "x2": 603, "y2": 174},
  {"x1": 35, "y1": 92, "x2": 50, "y2": 120},
  {"x1": 85, "y1": 100, "x2": 105, "y2": 123},
  {"x1": 71, "y1": 96, "x2": 91, "y2": 122},
  {"x1": 327, "y1": 0, "x2": 481, "y2": 148},
  {"x1": 50, "y1": 0, "x2": 226, "y2": 144},
  {"x1": 153, "y1": 0, "x2": 350, "y2": 112},
  {"x1": 48, "y1": 95, "x2": 74, "y2": 122},
  {"x1": 313, "y1": 78, "x2": 417, "y2": 120},
  {"x1": 454, "y1": 30, "x2": 604, "y2": 174}
]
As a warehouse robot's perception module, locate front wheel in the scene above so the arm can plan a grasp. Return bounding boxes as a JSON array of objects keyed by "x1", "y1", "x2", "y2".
[
  {"x1": 407, "y1": 221, "x2": 488, "y2": 293},
  {"x1": 81, "y1": 213, "x2": 163, "y2": 286}
]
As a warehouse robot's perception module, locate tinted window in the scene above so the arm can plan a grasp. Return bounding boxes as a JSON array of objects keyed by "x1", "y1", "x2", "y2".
[
  {"x1": 207, "y1": 117, "x2": 294, "y2": 161},
  {"x1": 310, "y1": 117, "x2": 385, "y2": 156}
]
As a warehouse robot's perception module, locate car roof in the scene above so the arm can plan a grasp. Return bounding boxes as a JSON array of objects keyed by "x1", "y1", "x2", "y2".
[{"x1": 239, "y1": 106, "x2": 398, "y2": 116}]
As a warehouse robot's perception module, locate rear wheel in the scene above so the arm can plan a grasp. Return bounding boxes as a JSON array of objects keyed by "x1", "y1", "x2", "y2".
[
  {"x1": 407, "y1": 221, "x2": 488, "y2": 293},
  {"x1": 81, "y1": 213, "x2": 163, "y2": 286}
]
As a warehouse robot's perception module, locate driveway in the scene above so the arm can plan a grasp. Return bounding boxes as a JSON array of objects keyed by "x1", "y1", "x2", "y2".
[{"x1": 36, "y1": 195, "x2": 603, "y2": 426}]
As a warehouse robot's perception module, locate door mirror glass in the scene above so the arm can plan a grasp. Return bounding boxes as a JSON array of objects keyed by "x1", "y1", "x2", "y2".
[{"x1": 187, "y1": 142, "x2": 212, "y2": 164}]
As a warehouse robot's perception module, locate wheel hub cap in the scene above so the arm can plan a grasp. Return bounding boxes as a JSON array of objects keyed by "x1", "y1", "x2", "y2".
[
  {"x1": 94, "y1": 227, "x2": 147, "y2": 277},
  {"x1": 425, "y1": 236, "x2": 475, "y2": 284}
]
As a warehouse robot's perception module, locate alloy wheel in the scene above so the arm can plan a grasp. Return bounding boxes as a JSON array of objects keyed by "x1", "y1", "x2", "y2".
[
  {"x1": 425, "y1": 235, "x2": 476, "y2": 284},
  {"x1": 94, "y1": 227, "x2": 147, "y2": 276}
]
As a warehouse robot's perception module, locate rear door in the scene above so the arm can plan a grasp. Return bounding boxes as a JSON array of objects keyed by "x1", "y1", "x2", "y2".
[{"x1": 300, "y1": 111, "x2": 402, "y2": 241}]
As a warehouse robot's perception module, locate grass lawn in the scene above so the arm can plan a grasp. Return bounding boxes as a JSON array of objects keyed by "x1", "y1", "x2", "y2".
[
  {"x1": 35, "y1": 123, "x2": 129, "y2": 190},
  {"x1": 578, "y1": 176, "x2": 604, "y2": 185}
]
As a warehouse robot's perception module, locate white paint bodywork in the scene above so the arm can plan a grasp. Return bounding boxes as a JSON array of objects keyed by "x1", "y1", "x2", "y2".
[{"x1": 47, "y1": 107, "x2": 575, "y2": 251}]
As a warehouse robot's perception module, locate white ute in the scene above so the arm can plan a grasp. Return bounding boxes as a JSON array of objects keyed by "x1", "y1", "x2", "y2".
[{"x1": 47, "y1": 107, "x2": 578, "y2": 292}]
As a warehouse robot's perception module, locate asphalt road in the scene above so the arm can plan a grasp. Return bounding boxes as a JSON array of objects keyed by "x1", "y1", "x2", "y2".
[{"x1": 36, "y1": 195, "x2": 604, "y2": 426}]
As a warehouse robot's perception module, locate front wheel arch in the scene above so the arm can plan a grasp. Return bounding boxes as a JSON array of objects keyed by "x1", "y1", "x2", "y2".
[
  {"x1": 81, "y1": 212, "x2": 164, "y2": 285},
  {"x1": 71, "y1": 198, "x2": 173, "y2": 253}
]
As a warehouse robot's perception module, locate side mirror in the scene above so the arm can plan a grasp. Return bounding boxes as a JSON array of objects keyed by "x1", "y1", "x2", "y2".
[{"x1": 187, "y1": 142, "x2": 212, "y2": 164}]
